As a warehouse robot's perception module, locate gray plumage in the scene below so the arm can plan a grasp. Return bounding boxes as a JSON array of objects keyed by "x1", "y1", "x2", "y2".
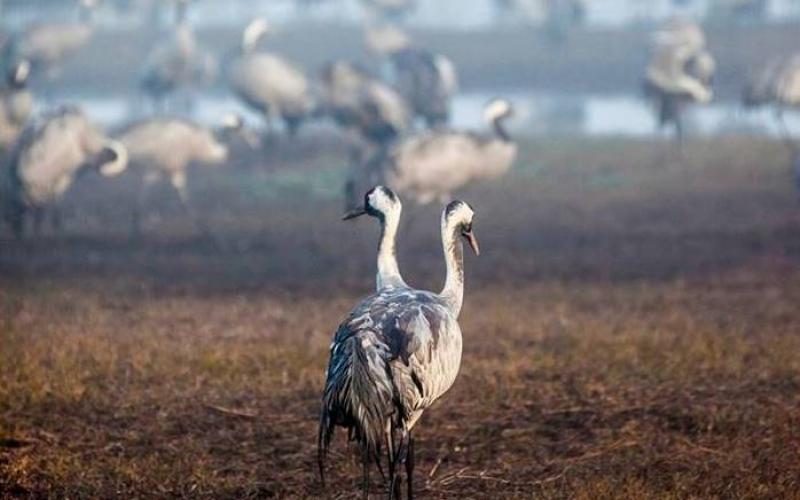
[
  {"x1": 390, "y1": 47, "x2": 458, "y2": 128},
  {"x1": 319, "y1": 60, "x2": 410, "y2": 147},
  {"x1": 643, "y1": 19, "x2": 715, "y2": 144},
  {"x1": 228, "y1": 19, "x2": 313, "y2": 137},
  {"x1": 363, "y1": 25, "x2": 457, "y2": 128},
  {"x1": 0, "y1": 60, "x2": 33, "y2": 150},
  {"x1": 319, "y1": 189, "x2": 479, "y2": 498},
  {"x1": 2, "y1": 106, "x2": 128, "y2": 237},
  {"x1": 139, "y1": 0, "x2": 216, "y2": 112},
  {"x1": 116, "y1": 116, "x2": 230, "y2": 236},
  {"x1": 743, "y1": 54, "x2": 800, "y2": 110},
  {"x1": 351, "y1": 98, "x2": 516, "y2": 206}
]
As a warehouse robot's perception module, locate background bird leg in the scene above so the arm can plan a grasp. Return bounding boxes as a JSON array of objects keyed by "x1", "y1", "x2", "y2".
[
  {"x1": 405, "y1": 432, "x2": 414, "y2": 500},
  {"x1": 170, "y1": 171, "x2": 213, "y2": 243}
]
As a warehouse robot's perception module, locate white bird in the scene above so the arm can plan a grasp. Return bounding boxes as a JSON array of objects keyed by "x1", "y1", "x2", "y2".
[
  {"x1": 116, "y1": 116, "x2": 234, "y2": 236},
  {"x1": 351, "y1": 98, "x2": 517, "y2": 206},
  {"x1": 0, "y1": 59, "x2": 33, "y2": 151},
  {"x1": 139, "y1": 0, "x2": 216, "y2": 113},
  {"x1": 643, "y1": 18, "x2": 715, "y2": 145},
  {"x1": 9, "y1": 0, "x2": 100, "y2": 81},
  {"x1": 228, "y1": 18, "x2": 314, "y2": 137},
  {"x1": 2, "y1": 106, "x2": 128, "y2": 237},
  {"x1": 319, "y1": 187, "x2": 479, "y2": 499}
]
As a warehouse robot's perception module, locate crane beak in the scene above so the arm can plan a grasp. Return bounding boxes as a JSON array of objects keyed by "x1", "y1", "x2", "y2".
[
  {"x1": 462, "y1": 229, "x2": 480, "y2": 256},
  {"x1": 342, "y1": 206, "x2": 367, "y2": 221}
]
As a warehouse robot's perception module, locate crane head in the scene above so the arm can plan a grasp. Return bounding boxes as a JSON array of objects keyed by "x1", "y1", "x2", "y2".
[
  {"x1": 342, "y1": 186, "x2": 401, "y2": 221},
  {"x1": 444, "y1": 200, "x2": 479, "y2": 256},
  {"x1": 483, "y1": 98, "x2": 513, "y2": 125}
]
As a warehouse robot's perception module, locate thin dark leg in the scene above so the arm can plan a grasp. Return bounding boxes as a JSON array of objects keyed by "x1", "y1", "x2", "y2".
[
  {"x1": 9, "y1": 202, "x2": 24, "y2": 239},
  {"x1": 362, "y1": 445, "x2": 370, "y2": 499},
  {"x1": 385, "y1": 426, "x2": 395, "y2": 499},
  {"x1": 674, "y1": 110, "x2": 684, "y2": 159},
  {"x1": 51, "y1": 208, "x2": 62, "y2": 233},
  {"x1": 32, "y1": 207, "x2": 44, "y2": 236},
  {"x1": 390, "y1": 430, "x2": 409, "y2": 500},
  {"x1": 373, "y1": 449, "x2": 386, "y2": 482},
  {"x1": 317, "y1": 443, "x2": 326, "y2": 488},
  {"x1": 405, "y1": 434, "x2": 414, "y2": 500}
]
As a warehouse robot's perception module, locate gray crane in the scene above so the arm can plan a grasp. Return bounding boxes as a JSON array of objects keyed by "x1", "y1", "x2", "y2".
[
  {"x1": 139, "y1": 0, "x2": 216, "y2": 113},
  {"x1": 319, "y1": 60, "x2": 410, "y2": 202},
  {"x1": 0, "y1": 59, "x2": 33, "y2": 151},
  {"x1": 116, "y1": 116, "x2": 241, "y2": 237},
  {"x1": 348, "y1": 98, "x2": 517, "y2": 207},
  {"x1": 643, "y1": 19, "x2": 715, "y2": 148},
  {"x1": 319, "y1": 187, "x2": 479, "y2": 499},
  {"x1": 228, "y1": 18, "x2": 314, "y2": 138},
  {"x1": 364, "y1": 24, "x2": 458, "y2": 129},
  {"x1": 2, "y1": 106, "x2": 128, "y2": 237}
]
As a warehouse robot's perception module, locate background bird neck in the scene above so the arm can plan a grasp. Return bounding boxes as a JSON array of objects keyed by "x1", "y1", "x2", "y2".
[{"x1": 493, "y1": 117, "x2": 511, "y2": 142}]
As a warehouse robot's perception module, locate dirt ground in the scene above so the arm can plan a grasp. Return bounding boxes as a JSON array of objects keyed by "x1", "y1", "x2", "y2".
[{"x1": 2, "y1": 135, "x2": 800, "y2": 498}]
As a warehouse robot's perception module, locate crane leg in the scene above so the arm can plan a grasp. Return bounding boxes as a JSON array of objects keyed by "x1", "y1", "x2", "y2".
[
  {"x1": 32, "y1": 207, "x2": 44, "y2": 236},
  {"x1": 674, "y1": 112, "x2": 684, "y2": 158},
  {"x1": 362, "y1": 444, "x2": 371, "y2": 499},
  {"x1": 51, "y1": 207, "x2": 62, "y2": 233},
  {"x1": 133, "y1": 172, "x2": 158, "y2": 237},
  {"x1": 385, "y1": 424, "x2": 398, "y2": 499},
  {"x1": 171, "y1": 171, "x2": 213, "y2": 242},
  {"x1": 389, "y1": 428, "x2": 413, "y2": 500},
  {"x1": 6, "y1": 196, "x2": 25, "y2": 238},
  {"x1": 405, "y1": 433, "x2": 414, "y2": 500}
]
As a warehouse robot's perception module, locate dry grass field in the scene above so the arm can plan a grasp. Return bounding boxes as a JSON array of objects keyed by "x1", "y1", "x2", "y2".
[{"x1": 2, "y1": 136, "x2": 800, "y2": 498}]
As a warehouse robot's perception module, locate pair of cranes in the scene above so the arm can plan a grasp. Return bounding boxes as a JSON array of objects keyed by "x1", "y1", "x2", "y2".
[{"x1": 319, "y1": 186, "x2": 479, "y2": 499}]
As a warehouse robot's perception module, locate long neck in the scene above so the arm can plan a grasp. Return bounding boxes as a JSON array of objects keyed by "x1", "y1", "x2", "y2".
[
  {"x1": 493, "y1": 116, "x2": 511, "y2": 143},
  {"x1": 439, "y1": 218, "x2": 464, "y2": 316},
  {"x1": 376, "y1": 209, "x2": 405, "y2": 290}
]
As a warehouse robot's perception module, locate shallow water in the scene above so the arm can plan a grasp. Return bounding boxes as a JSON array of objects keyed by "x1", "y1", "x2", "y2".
[
  {"x1": 4, "y1": 0, "x2": 799, "y2": 30},
  {"x1": 43, "y1": 89, "x2": 800, "y2": 139}
]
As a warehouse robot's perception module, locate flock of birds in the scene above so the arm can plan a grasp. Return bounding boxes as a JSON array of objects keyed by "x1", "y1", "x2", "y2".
[
  {"x1": 0, "y1": 2, "x2": 798, "y2": 499},
  {"x1": 0, "y1": 1, "x2": 797, "y2": 238},
  {"x1": 0, "y1": 0, "x2": 518, "y2": 238},
  {"x1": 643, "y1": 16, "x2": 800, "y2": 155}
]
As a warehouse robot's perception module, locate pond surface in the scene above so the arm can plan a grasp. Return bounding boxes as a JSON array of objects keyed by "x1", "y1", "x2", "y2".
[{"x1": 44, "y1": 89, "x2": 800, "y2": 139}]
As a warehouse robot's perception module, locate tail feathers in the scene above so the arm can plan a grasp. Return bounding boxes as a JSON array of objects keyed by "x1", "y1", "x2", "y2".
[{"x1": 318, "y1": 331, "x2": 395, "y2": 479}]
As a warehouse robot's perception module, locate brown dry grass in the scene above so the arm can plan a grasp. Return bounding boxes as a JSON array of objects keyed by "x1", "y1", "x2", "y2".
[{"x1": 2, "y1": 135, "x2": 800, "y2": 498}]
